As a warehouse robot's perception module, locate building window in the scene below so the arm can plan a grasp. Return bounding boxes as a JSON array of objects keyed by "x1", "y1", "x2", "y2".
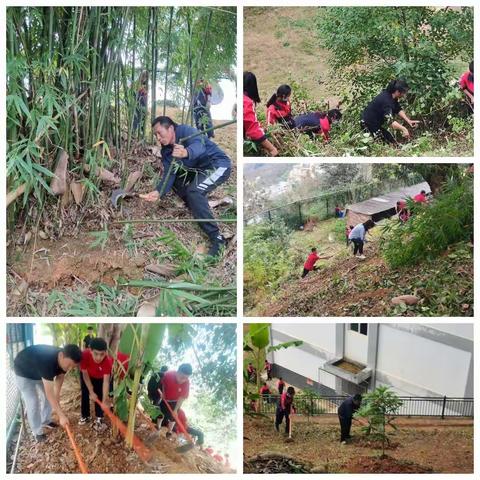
[{"x1": 350, "y1": 323, "x2": 368, "y2": 336}]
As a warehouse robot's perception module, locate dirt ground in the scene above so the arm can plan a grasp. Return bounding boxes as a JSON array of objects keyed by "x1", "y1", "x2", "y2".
[
  {"x1": 10, "y1": 376, "x2": 231, "y2": 474},
  {"x1": 7, "y1": 118, "x2": 237, "y2": 316},
  {"x1": 244, "y1": 414, "x2": 473, "y2": 473},
  {"x1": 244, "y1": 7, "x2": 337, "y2": 108}
]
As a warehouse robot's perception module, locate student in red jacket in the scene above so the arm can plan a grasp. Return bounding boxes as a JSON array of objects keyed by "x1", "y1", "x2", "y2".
[
  {"x1": 260, "y1": 382, "x2": 272, "y2": 403},
  {"x1": 277, "y1": 377, "x2": 286, "y2": 395},
  {"x1": 264, "y1": 359, "x2": 273, "y2": 380},
  {"x1": 275, "y1": 386, "x2": 296, "y2": 433},
  {"x1": 243, "y1": 71, "x2": 278, "y2": 156},
  {"x1": 413, "y1": 190, "x2": 427, "y2": 203},
  {"x1": 293, "y1": 108, "x2": 342, "y2": 142},
  {"x1": 302, "y1": 247, "x2": 330, "y2": 278},
  {"x1": 266, "y1": 84, "x2": 295, "y2": 128},
  {"x1": 79, "y1": 338, "x2": 113, "y2": 431},
  {"x1": 459, "y1": 61, "x2": 474, "y2": 108},
  {"x1": 396, "y1": 200, "x2": 410, "y2": 223}
]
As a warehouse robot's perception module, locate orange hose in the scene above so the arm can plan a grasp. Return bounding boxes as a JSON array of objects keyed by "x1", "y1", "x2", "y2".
[
  {"x1": 162, "y1": 400, "x2": 194, "y2": 444},
  {"x1": 94, "y1": 398, "x2": 152, "y2": 462},
  {"x1": 64, "y1": 424, "x2": 89, "y2": 474}
]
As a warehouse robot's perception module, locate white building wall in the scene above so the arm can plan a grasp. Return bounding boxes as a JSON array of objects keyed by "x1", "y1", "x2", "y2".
[
  {"x1": 272, "y1": 324, "x2": 337, "y2": 352},
  {"x1": 376, "y1": 324, "x2": 472, "y2": 397},
  {"x1": 344, "y1": 328, "x2": 368, "y2": 364},
  {"x1": 270, "y1": 324, "x2": 337, "y2": 390},
  {"x1": 269, "y1": 323, "x2": 472, "y2": 398},
  {"x1": 425, "y1": 323, "x2": 473, "y2": 339}
]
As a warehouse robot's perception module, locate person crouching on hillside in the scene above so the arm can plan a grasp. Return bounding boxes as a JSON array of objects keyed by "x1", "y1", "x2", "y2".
[
  {"x1": 243, "y1": 71, "x2": 278, "y2": 156},
  {"x1": 293, "y1": 108, "x2": 342, "y2": 142},
  {"x1": 139, "y1": 116, "x2": 231, "y2": 257},
  {"x1": 266, "y1": 84, "x2": 295, "y2": 128},
  {"x1": 459, "y1": 61, "x2": 473, "y2": 110},
  {"x1": 348, "y1": 220, "x2": 375, "y2": 259},
  {"x1": 302, "y1": 247, "x2": 331, "y2": 278},
  {"x1": 361, "y1": 79, "x2": 419, "y2": 144}
]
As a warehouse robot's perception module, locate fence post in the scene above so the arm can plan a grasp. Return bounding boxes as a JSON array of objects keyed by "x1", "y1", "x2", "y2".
[
  {"x1": 441, "y1": 395, "x2": 447, "y2": 419},
  {"x1": 268, "y1": 210, "x2": 272, "y2": 223},
  {"x1": 298, "y1": 202, "x2": 303, "y2": 226}
]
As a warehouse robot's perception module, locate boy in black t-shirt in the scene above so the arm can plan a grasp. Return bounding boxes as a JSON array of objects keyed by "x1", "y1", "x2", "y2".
[
  {"x1": 14, "y1": 344, "x2": 81, "y2": 442},
  {"x1": 83, "y1": 326, "x2": 95, "y2": 349}
]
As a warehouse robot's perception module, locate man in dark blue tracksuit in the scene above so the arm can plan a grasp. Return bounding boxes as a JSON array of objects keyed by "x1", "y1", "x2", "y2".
[
  {"x1": 139, "y1": 116, "x2": 231, "y2": 256},
  {"x1": 338, "y1": 394, "x2": 362, "y2": 443}
]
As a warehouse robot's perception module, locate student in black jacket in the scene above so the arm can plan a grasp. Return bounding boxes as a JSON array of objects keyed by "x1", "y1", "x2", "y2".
[
  {"x1": 361, "y1": 79, "x2": 419, "y2": 144},
  {"x1": 338, "y1": 394, "x2": 362, "y2": 443}
]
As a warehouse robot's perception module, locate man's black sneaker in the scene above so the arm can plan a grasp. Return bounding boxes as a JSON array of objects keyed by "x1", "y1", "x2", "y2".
[
  {"x1": 34, "y1": 434, "x2": 47, "y2": 442},
  {"x1": 43, "y1": 422, "x2": 58, "y2": 429},
  {"x1": 207, "y1": 235, "x2": 226, "y2": 257}
]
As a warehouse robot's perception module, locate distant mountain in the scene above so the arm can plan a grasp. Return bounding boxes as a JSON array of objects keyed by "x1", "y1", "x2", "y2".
[{"x1": 243, "y1": 163, "x2": 293, "y2": 187}]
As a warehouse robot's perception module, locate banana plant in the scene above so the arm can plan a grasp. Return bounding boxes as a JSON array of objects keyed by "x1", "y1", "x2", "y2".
[
  {"x1": 244, "y1": 324, "x2": 302, "y2": 407},
  {"x1": 116, "y1": 323, "x2": 167, "y2": 448}
]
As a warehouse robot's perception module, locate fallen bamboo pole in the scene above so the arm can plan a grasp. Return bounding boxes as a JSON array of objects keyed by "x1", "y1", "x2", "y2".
[
  {"x1": 113, "y1": 218, "x2": 236, "y2": 224},
  {"x1": 6, "y1": 183, "x2": 27, "y2": 207},
  {"x1": 64, "y1": 424, "x2": 89, "y2": 474}
]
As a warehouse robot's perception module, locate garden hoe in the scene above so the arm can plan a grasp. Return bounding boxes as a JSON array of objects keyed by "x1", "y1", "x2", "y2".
[
  {"x1": 111, "y1": 119, "x2": 236, "y2": 209},
  {"x1": 162, "y1": 399, "x2": 195, "y2": 454},
  {"x1": 285, "y1": 413, "x2": 294, "y2": 443}
]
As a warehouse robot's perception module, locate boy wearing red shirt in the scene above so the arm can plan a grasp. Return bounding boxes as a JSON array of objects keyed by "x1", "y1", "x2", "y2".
[
  {"x1": 277, "y1": 377, "x2": 286, "y2": 395},
  {"x1": 302, "y1": 247, "x2": 330, "y2": 278},
  {"x1": 159, "y1": 363, "x2": 192, "y2": 437},
  {"x1": 413, "y1": 190, "x2": 427, "y2": 203},
  {"x1": 79, "y1": 338, "x2": 113, "y2": 431},
  {"x1": 459, "y1": 61, "x2": 474, "y2": 107}
]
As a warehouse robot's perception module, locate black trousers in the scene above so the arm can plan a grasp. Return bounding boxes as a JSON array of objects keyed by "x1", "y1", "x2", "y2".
[
  {"x1": 361, "y1": 120, "x2": 396, "y2": 144},
  {"x1": 159, "y1": 400, "x2": 177, "y2": 424},
  {"x1": 173, "y1": 169, "x2": 231, "y2": 241},
  {"x1": 351, "y1": 239, "x2": 364, "y2": 255},
  {"x1": 186, "y1": 425, "x2": 204, "y2": 445},
  {"x1": 80, "y1": 375, "x2": 104, "y2": 418},
  {"x1": 275, "y1": 407, "x2": 290, "y2": 433},
  {"x1": 302, "y1": 266, "x2": 319, "y2": 278},
  {"x1": 339, "y1": 415, "x2": 352, "y2": 442}
]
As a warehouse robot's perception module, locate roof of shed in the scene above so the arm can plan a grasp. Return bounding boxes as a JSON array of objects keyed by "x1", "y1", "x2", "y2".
[{"x1": 346, "y1": 182, "x2": 431, "y2": 215}]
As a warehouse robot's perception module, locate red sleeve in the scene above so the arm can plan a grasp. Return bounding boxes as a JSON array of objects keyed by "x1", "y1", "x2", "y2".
[
  {"x1": 243, "y1": 95, "x2": 267, "y2": 142},
  {"x1": 266, "y1": 105, "x2": 277, "y2": 125},
  {"x1": 280, "y1": 393, "x2": 286, "y2": 410},
  {"x1": 459, "y1": 72, "x2": 468, "y2": 89}
]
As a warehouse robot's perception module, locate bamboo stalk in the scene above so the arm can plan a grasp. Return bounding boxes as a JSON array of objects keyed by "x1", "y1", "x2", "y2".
[
  {"x1": 113, "y1": 218, "x2": 236, "y2": 224},
  {"x1": 163, "y1": 7, "x2": 174, "y2": 116},
  {"x1": 7, "y1": 183, "x2": 27, "y2": 207}
]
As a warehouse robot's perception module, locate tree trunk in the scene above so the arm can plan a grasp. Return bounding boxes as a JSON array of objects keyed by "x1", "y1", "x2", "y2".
[{"x1": 97, "y1": 324, "x2": 124, "y2": 353}]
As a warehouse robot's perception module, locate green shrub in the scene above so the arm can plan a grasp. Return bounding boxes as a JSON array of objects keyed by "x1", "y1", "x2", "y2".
[
  {"x1": 244, "y1": 220, "x2": 293, "y2": 307},
  {"x1": 381, "y1": 173, "x2": 473, "y2": 268},
  {"x1": 355, "y1": 386, "x2": 403, "y2": 456}
]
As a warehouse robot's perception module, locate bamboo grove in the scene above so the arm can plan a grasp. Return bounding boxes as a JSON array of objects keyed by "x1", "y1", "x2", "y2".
[{"x1": 6, "y1": 6, "x2": 237, "y2": 223}]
